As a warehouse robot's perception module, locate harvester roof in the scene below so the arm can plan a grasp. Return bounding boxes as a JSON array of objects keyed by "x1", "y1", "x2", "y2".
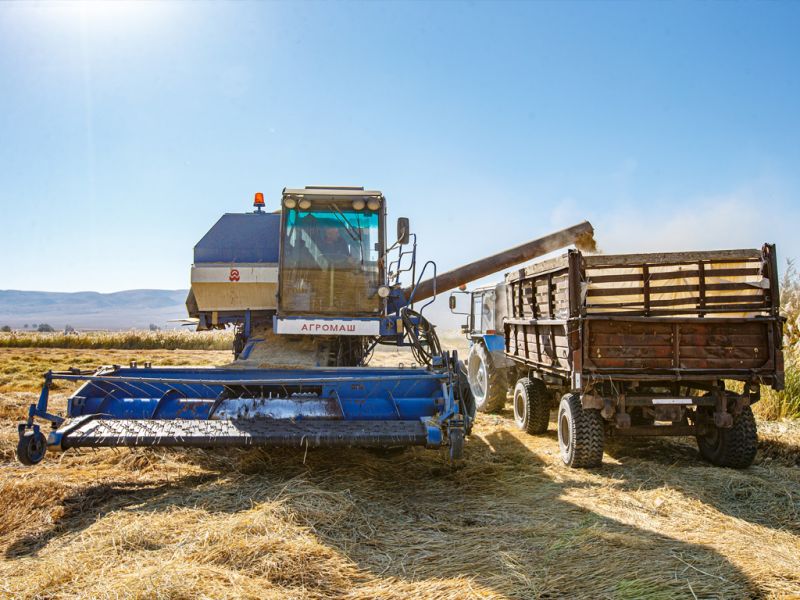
[{"x1": 282, "y1": 186, "x2": 384, "y2": 201}]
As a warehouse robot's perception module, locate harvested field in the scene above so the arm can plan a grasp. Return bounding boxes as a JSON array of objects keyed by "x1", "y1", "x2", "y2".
[{"x1": 1, "y1": 346, "x2": 799, "y2": 599}]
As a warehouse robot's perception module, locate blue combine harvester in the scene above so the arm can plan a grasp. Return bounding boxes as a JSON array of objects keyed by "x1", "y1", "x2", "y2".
[{"x1": 17, "y1": 186, "x2": 592, "y2": 465}]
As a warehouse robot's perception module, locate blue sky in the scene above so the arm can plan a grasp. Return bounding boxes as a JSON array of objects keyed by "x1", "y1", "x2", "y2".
[{"x1": 1, "y1": 1, "x2": 798, "y2": 294}]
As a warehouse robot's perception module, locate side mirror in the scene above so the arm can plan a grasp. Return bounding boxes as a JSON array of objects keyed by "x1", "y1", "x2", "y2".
[
  {"x1": 396, "y1": 217, "x2": 410, "y2": 245},
  {"x1": 449, "y1": 294, "x2": 457, "y2": 310}
]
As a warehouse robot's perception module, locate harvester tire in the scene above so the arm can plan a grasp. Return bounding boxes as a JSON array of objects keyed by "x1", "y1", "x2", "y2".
[
  {"x1": 512, "y1": 378, "x2": 550, "y2": 435},
  {"x1": 17, "y1": 430, "x2": 47, "y2": 466},
  {"x1": 449, "y1": 428, "x2": 465, "y2": 463},
  {"x1": 557, "y1": 393, "x2": 604, "y2": 468},
  {"x1": 467, "y1": 343, "x2": 508, "y2": 413},
  {"x1": 456, "y1": 360, "x2": 476, "y2": 436},
  {"x1": 696, "y1": 405, "x2": 758, "y2": 469}
]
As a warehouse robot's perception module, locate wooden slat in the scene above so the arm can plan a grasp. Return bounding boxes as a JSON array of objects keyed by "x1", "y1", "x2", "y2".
[
  {"x1": 589, "y1": 345, "x2": 766, "y2": 360},
  {"x1": 590, "y1": 346, "x2": 674, "y2": 358},
  {"x1": 583, "y1": 249, "x2": 762, "y2": 267},
  {"x1": 679, "y1": 346, "x2": 766, "y2": 359},
  {"x1": 702, "y1": 295, "x2": 766, "y2": 305},
  {"x1": 679, "y1": 322, "x2": 765, "y2": 334},
  {"x1": 510, "y1": 254, "x2": 570, "y2": 280},
  {"x1": 587, "y1": 295, "x2": 765, "y2": 309},
  {"x1": 589, "y1": 358, "x2": 674, "y2": 369},
  {"x1": 587, "y1": 282, "x2": 764, "y2": 297},
  {"x1": 589, "y1": 333, "x2": 674, "y2": 346},
  {"x1": 584, "y1": 306, "x2": 771, "y2": 317},
  {"x1": 680, "y1": 358, "x2": 767, "y2": 368},
  {"x1": 587, "y1": 319, "x2": 766, "y2": 334},
  {"x1": 586, "y1": 267, "x2": 761, "y2": 284}
]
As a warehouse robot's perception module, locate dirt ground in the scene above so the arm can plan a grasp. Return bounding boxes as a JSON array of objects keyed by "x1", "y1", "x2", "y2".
[{"x1": 0, "y1": 346, "x2": 799, "y2": 599}]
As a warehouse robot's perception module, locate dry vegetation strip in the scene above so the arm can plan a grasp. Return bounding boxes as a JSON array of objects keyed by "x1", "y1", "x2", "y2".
[
  {"x1": 0, "y1": 330, "x2": 233, "y2": 351},
  {"x1": 0, "y1": 347, "x2": 232, "y2": 394},
  {"x1": 0, "y1": 348, "x2": 798, "y2": 599}
]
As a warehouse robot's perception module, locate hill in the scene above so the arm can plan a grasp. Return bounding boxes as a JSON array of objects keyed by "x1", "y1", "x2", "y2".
[{"x1": 0, "y1": 289, "x2": 190, "y2": 330}]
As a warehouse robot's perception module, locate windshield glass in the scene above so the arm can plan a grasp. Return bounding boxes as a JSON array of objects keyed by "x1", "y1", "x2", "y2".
[{"x1": 280, "y1": 206, "x2": 382, "y2": 315}]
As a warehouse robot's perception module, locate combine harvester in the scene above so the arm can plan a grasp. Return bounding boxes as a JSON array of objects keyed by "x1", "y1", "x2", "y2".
[{"x1": 17, "y1": 186, "x2": 593, "y2": 465}]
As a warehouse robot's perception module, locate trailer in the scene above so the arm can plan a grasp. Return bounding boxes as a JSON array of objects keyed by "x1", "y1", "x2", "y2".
[{"x1": 458, "y1": 245, "x2": 784, "y2": 468}]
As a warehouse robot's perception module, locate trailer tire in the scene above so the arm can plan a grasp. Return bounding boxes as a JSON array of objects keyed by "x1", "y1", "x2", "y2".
[
  {"x1": 467, "y1": 343, "x2": 507, "y2": 413},
  {"x1": 696, "y1": 405, "x2": 758, "y2": 469},
  {"x1": 17, "y1": 430, "x2": 47, "y2": 466},
  {"x1": 513, "y1": 378, "x2": 550, "y2": 434},
  {"x1": 557, "y1": 393, "x2": 604, "y2": 468}
]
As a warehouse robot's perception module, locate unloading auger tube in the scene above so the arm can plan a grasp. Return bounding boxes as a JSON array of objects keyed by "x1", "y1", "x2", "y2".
[{"x1": 403, "y1": 221, "x2": 595, "y2": 303}]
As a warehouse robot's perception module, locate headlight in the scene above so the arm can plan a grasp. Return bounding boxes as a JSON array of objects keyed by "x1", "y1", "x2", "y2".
[
  {"x1": 284, "y1": 197, "x2": 297, "y2": 209},
  {"x1": 352, "y1": 199, "x2": 366, "y2": 211},
  {"x1": 366, "y1": 198, "x2": 381, "y2": 211},
  {"x1": 298, "y1": 198, "x2": 312, "y2": 210},
  {"x1": 377, "y1": 285, "x2": 391, "y2": 299}
]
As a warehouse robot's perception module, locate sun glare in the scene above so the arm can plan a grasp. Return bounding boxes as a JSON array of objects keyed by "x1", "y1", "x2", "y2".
[{"x1": 29, "y1": 0, "x2": 170, "y2": 32}]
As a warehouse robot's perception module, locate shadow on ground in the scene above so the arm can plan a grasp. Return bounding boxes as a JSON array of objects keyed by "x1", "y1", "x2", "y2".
[{"x1": 2, "y1": 428, "x2": 767, "y2": 599}]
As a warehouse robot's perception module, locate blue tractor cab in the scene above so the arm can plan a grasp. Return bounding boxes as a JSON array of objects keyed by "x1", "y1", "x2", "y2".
[{"x1": 450, "y1": 283, "x2": 513, "y2": 413}]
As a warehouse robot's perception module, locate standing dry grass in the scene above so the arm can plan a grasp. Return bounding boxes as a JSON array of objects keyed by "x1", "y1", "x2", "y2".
[
  {"x1": 757, "y1": 260, "x2": 800, "y2": 420},
  {"x1": 0, "y1": 346, "x2": 799, "y2": 599},
  {"x1": 0, "y1": 330, "x2": 233, "y2": 351}
]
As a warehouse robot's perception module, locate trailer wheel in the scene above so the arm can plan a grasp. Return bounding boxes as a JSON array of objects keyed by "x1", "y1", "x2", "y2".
[
  {"x1": 467, "y1": 343, "x2": 508, "y2": 413},
  {"x1": 696, "y1": 405, "x2": 758, "y2": 468},
  {"x1": 557, "y1": 393, "x2": 604, "y2": 468},
  {"x1": 512, "y1": 378, "x2": 550, "y2": 434},
  {"x1": 17, "y1": 430, "x2": 47, "y2": 466}
]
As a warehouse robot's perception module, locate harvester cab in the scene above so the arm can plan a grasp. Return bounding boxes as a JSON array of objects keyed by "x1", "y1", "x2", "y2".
[
  {"x1": 187, "y1": 186, "x2": 436, "y2": 367},
  {"x1": 16, "y1": 185, "x2": 593, "y2": 467}
]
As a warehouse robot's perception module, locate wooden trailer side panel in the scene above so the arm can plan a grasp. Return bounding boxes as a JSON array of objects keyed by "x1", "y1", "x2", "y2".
[
  {"x1": 582, "y1": 318, "x2": 776, "y2": 374},
  {"x1": 504, "y1": 245, "x2": 784, "y2": 388},
  {"x1": 505, "y1": 256, "x2": 574, "y2": 376}
]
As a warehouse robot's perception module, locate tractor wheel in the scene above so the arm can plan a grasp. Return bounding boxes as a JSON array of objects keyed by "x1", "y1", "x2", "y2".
[
  {"x1": 467, "y1": 343, "x2": 508, "y2": 413},
  {"x1": 557, "y1": 393, "x2": 604, "y2": 468},
  {"x1": 696, "y1": 405, "x2": 758, "y2": 468},
  {"x1": 16, "y1": 430, "x2": 47, "y2": 466},
  {"x1": 512, "y1": 378, "x2": 551, "y2": 435}
]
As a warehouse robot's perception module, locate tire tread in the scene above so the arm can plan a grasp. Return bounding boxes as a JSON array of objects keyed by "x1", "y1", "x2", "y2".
[
  {"x1": 472, "y1": 343, "x2": 507, "y2": 413},
  {"x1": 559, "y1": 393, "x2": 604, "y2": 468},
  {"x1": 516, "y1": 377, "x2": 550, "y2": 435}
]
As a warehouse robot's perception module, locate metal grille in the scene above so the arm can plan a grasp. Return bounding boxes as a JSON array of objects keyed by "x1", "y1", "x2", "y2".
[{"x1": 61, "y1": 418, "x2": 429, "y2": 449}]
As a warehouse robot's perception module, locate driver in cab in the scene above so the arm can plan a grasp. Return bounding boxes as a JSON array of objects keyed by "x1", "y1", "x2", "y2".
[{"x1": 316, "y1": 225, "x2": 357, "y2": 266}]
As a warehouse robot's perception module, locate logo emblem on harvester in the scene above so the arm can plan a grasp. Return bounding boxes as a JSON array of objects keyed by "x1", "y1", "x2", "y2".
[
  {"x1": 229, "y1": 268, "x2": 240, "y2": 282},
  {"x1": 275, "y1": 318, "x2": 381, "y2": 336}
]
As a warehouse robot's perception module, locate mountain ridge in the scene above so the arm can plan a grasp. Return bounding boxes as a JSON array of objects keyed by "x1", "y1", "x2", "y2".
[{"x1": 0, "y1": 289, "x2": 190, "y2": 330}]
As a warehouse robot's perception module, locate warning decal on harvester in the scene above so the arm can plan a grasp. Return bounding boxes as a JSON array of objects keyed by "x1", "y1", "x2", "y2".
[{"x1": 275, "y1": 318, "x2": 380, "y2": 336}]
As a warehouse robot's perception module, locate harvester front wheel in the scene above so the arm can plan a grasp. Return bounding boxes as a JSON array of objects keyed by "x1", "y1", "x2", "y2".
[
  {"x1": 467, "y1": 343, "x2": 508, "y2": 413},
  {"x1": 17, "y1": 430, "x2": 47, "y2": 466},
  {"x1": 449, "y1": 428, "x2": 465, "y2": 463},
  {"x1": 557, "y1": 393, "x2": 604, "y2": 468},
  {"x1": 513, "y1": 378, "x2": 551, "y2": 435}
]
